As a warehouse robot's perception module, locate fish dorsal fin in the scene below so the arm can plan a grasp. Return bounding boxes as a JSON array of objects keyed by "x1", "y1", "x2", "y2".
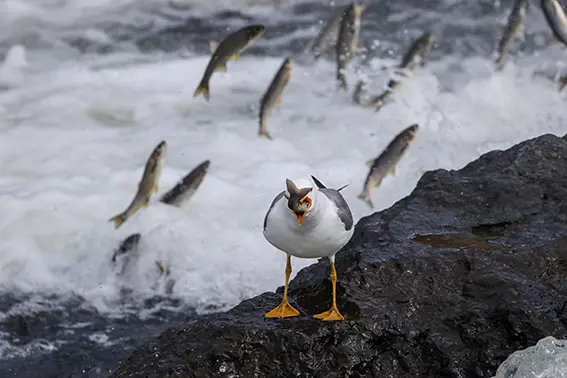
[
  {"x1": 209, "y1": 40, "x2": 220, "y2": 54},
  {"x1": 311, "y1": 175, "x2": 326, "y2": 189}
]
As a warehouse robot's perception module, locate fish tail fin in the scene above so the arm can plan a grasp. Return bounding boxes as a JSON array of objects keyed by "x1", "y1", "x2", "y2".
[
  {"x1": 357, "y1": 193, "x2": 374, "y2": 209},
  {"x1": 258, "y1": 130, "x2": 273, "y2": 140},
  {"x1": 109, "y1": 213, "x2": 127, "y2": 229},
  {"x1": 258, "y1": 117, "x2": 273, "y2": 140},
  {"x1": 193, "y1": 81, "x2": 210, "y2": 101},
  {"x1": 494, "y1": 52, "x2": 506, "y2": 71}
]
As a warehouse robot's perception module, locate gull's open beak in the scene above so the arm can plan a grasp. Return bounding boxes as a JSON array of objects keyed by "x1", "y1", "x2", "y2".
[{"x1": 293, "y1": 211, "x2": 306, "y2": 227}]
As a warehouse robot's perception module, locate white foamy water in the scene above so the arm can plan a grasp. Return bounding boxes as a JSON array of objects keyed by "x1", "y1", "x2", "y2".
[
  {"x1": 0, "y1": 0, "x2": 566, "y2": 326},
  {"x1": 0, "y1": 333, "x2": 63, "y2": 361}
]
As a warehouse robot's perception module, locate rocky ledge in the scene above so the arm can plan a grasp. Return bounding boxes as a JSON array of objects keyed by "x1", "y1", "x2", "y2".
[{"x1": 111, "y1": 134, "x2": 567, "y2": 378}]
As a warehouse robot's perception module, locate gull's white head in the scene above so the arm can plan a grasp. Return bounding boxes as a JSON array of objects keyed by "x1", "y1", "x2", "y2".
[{"x1": 283, "y1": 178, "x2": 315, "y2": 227}]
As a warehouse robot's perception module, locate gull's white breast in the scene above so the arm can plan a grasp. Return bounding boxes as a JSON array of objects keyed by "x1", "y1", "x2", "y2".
[{"x1": 263, "y1": 192, "x2": 354, "y2": 259}]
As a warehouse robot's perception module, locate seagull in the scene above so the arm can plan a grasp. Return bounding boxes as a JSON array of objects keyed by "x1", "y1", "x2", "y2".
[{"x1": 262, "y1": 175, "x2": 354, "y2": 321}]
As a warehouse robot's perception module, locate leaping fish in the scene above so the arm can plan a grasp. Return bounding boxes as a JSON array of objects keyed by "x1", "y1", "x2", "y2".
[
  {"x1": 494, "y1": 0, "x2": 531, "y2": 71},
  {"x1": 395, "y1": 31, "x2": 435, "y2": 73},
  {"x1": 108, "y1": 141, "x2": 167, "y2": 229},
  {"x1": 308, "y1": 5, "x2": 345, "y2": 61},
  {"x1": 336, "y1": 3, "x2": 366, "y2": 90},
  {"x1": 358, "y1": 124, "x2": 419, "y2": 208},
  {"x1": 112, "y1": 233, "x2": 142, "y2": 264},
  {"x1": 541, "y1": 0, "x2": 567, "y2": 47},
  {"x1": 160, "y1": 160, "x2": 211, "y2": 207},
  {"x1": 258, "y1": 58, "x2": 293, "y2": 140},
  {"x1": 193, "y1": 24, "x2": 265, "y2": 101},
  {"x1": 112, "y1": 233, "x2": 142, "y2": 276}
]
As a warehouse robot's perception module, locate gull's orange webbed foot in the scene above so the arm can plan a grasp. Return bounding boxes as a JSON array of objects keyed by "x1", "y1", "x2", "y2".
[
  {"x1": 265, "y1": 300, "x2": 300, "y2": 318},
  {"x1": 313, "y1": 306, "x2": 344, "y2": 321}
]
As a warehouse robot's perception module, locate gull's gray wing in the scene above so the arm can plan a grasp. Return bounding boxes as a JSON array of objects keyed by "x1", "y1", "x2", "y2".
[
  {"x1": 319, "y1": 188, "x2": 353, "y2": 231},
  {"x1": 311, "y1": 175, "x2": 327, "y2": 189},
  {"x1": 263, "y1": 191, "x2": 285, "y2": 230},
  {"x1": 312, "y1": 175, "x2": 348, "y2": 191}
]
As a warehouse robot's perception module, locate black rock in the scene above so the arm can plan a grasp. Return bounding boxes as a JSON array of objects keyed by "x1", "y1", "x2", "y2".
[
  {"x1": 3, "y1": 314, "x2": 30, "y2": 338},
  {"x1": 111, "y1": 134, "x2": 567, "y2": 378}
]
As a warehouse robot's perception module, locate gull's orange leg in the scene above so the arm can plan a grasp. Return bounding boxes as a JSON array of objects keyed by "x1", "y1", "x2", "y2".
[
  {"x1": 265, "y1": 255, "x2": 300, "y2": 318},
  {"x1": 313, "y1": 263, "x2": 345, "y2": 321}
]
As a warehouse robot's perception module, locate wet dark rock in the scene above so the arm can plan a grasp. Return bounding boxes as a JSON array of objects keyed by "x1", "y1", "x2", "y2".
[
  {"x1": 112, "y1": 133, "x2": 567, "y2": 378},
  {"x1": 14, "y1": 315, "x2": 30, "y2": 337},
  {"x1": 3, "y1": 314, "x2": 30, "y2": 338}
]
